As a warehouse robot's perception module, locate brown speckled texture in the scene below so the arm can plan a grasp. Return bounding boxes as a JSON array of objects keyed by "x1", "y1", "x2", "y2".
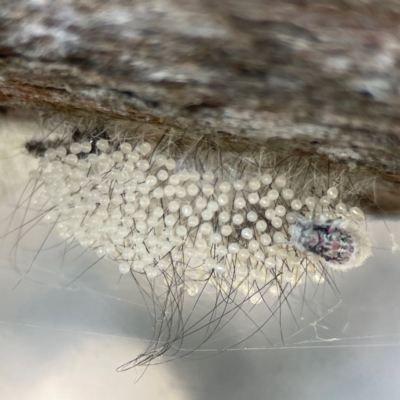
[{"x1": 2, "y1": 0, "x2": 400, "y2": 209}]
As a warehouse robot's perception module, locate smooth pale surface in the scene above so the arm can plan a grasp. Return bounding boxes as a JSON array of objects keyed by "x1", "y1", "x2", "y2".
[
  {"x1": 3, "y1": 214, "x2": 395, "y2": 400},
  {"x1": 1, "y1": 220, "x2": 400, "y2": 400}
]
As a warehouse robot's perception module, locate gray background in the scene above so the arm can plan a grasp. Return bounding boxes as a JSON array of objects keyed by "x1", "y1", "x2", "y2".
[{"x1": 1, "y1": 118, "x2": 400, "y2": 400}]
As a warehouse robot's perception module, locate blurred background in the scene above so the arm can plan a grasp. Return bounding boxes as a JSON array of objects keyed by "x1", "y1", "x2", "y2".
[{"x1": 2, "y1": 1, "x2": 400, "y2": 399}]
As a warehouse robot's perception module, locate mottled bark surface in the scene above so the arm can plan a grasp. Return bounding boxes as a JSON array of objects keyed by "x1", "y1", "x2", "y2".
[{"x1": 2, "y1": 0, "x2": 400, "y2": 207}]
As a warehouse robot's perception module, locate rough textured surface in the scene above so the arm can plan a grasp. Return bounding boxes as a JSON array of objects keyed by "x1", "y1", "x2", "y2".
[{"x1": 2, "y1": 0, "x2": 400, "y2": 204}]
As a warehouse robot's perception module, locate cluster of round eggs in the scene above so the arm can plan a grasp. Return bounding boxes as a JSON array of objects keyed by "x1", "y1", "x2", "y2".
[{"x1": 29, "y1": 137, "x2": 366, "y2": 301}]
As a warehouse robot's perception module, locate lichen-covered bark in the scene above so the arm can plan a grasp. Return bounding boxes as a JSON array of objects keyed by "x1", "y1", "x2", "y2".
[{"x1": 2, "y1": 0, "x2": 400, "y2": 207}]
